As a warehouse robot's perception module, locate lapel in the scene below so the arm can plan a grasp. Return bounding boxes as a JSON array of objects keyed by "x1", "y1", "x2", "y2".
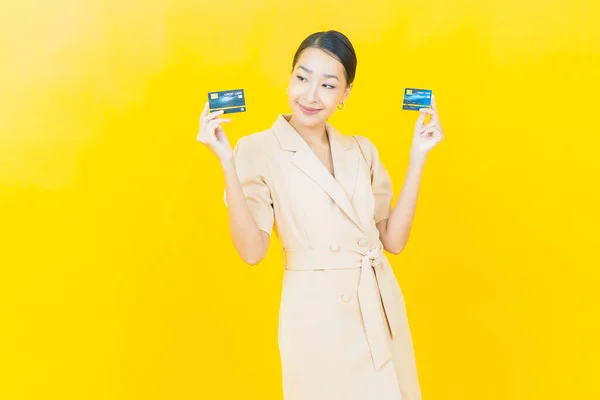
[{"x1": 272, "y1": 114, "x2": 363, "y2": 231}]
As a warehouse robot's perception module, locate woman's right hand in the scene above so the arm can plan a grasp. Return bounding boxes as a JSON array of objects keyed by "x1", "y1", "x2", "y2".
[{"x1": 197, "y1": 102, "x2": 233, "y2": 165}]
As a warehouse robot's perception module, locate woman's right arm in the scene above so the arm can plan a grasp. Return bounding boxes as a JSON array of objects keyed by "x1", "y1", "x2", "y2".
[
  {"x1": 197, "y1": 102, "x2": 270, "y2": 265},
  {"x1": 221, "y1": 157, "x2": 270, "y2": 265}
]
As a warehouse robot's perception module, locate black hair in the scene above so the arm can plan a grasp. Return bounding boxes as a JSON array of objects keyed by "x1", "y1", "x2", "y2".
[{"x1": 291, "y1": 30, "x2": 357, "y2": 86}]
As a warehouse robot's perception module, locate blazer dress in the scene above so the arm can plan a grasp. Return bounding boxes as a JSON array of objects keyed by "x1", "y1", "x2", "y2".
[{"x1": 227, "y1": 114, "x2": 422, "y2": 400}]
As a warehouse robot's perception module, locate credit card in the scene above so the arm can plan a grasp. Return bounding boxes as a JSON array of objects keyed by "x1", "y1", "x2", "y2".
[
  {"x1": 402, "y1": 88, "x2": 432, "y2": 110},
  {"x1": 208, "y1": 89, "x2": 246, "y2": 114}
]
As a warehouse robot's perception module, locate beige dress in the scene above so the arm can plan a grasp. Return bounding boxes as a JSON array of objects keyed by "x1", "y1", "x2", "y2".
[{"x1": 228, "y1": 114, "x2": 422, "y2": 400}]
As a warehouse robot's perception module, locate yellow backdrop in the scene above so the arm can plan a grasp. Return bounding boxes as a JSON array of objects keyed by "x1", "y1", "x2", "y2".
[{"x1": 1, "y1": 0, "x2": 599, "y2": 399}]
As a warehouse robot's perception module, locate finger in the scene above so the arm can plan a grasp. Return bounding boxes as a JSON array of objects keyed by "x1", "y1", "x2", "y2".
[
  {"x1": 215, "y1": 129, "x2": 231, "y2": 145},
  {"x1": 431, "y1": 94, "x2": 437, "y2": 112},
  {"x1": 201, "y1": 110, "x2": 225, "y2": 126},
  {"x1": 206, "y1": 109, "x2": 225, "y2": 120},
  {"x1": 418, "y1": 107, "x2": 437, "y2": 118},
  {"x1": 214, "y1": 118, "x2": 231, "y2": 124},
  {"x1": 422, "y1": 127, "x2": 442, "y2": 139},
  {"x1": 416, "y1": 110, "x2": 429, "y2": 127},
  {"x1": 420, "y1": 107, "x2": 438, "y2": 123},
  {"x1": 420, "y1": 121, "x2": 436, "y2": 131},
  {"x1": 207, "y1": 118, "x2": 231, "y2": 129},
  {"x1": 199, "y1": 105, "x2": 207, "y2": 127},
  {"x1": 419, "y1": 126, "x2": 435, "y2": 136}
]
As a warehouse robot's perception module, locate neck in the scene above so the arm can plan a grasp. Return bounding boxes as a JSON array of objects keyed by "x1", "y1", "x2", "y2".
[{"x1": 287, "y1": 115, "x2": 329, "y2": 146}]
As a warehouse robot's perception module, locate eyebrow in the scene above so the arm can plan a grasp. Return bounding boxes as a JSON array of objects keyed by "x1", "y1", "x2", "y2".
[{"x1": 298, "y1": 65, "x2": 339, "y2": 81}]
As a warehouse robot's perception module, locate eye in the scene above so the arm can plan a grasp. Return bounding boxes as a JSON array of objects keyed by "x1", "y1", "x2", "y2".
[
  {"x1": 323, "y1": 84, "x2": 336, "y2": 89},
  {"x1": 296, "y1": 75, "x2": 307, "y2": 81}
]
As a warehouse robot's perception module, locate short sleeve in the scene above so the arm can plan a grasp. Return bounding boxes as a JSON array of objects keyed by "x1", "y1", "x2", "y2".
[
  {"x1": 224, "y1": 137, "x2": 275, "y2": 235},
  {"x1": 365, "y1": 138, "x2": 394, "y2": 223}
]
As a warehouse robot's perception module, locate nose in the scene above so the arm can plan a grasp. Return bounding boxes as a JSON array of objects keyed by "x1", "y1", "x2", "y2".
[{"x1": 305, "y1": 82, "x2": 319, "y2": 103}]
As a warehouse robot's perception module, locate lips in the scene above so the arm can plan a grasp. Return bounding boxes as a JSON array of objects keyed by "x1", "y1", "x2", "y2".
[{"x1": 298, "y1": 103, "x2": 322, "y2": 115}]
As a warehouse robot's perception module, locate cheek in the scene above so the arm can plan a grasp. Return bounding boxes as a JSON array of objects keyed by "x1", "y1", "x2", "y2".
[
  {"x1": 287, "y1": 81, "x2": 303, "y2": 98},
  {"x1": 320, "y1": 89, "x2": 341, "y2": 107}
]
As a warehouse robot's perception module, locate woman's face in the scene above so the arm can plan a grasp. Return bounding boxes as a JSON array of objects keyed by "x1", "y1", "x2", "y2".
[{"x1": 287, "y1": 47, "x2": 352, "y2": 128}]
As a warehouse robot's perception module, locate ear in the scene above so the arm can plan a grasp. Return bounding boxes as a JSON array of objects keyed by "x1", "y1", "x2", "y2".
[{"x1": 343, "y1": 83, "x2": 353, "y2": 102}]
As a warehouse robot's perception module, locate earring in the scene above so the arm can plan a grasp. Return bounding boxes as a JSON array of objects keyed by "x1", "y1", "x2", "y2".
[{"x1": 337, "y1": 102, "x2": 345, "y2": 110}]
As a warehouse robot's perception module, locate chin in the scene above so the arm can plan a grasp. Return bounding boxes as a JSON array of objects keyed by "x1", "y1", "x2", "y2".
[
  {"x1": 292, "y1": 105, "x2": 331, "y2": 126},
  {"x1": 294, "y1": 114, "x2": 323, "y2": 127}
]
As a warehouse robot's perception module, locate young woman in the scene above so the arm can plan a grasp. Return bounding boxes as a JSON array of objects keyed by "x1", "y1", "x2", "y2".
[{"x1": 197, "y1": 30, "x2": 443, "y2": 400}]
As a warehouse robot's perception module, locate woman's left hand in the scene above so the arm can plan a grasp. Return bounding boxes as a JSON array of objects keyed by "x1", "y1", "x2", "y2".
[{"x1": 410, "y1": 94, "x2": 444, "y2": 159}]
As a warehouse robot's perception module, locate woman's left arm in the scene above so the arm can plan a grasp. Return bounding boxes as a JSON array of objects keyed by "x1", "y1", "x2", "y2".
[{"x1": 378, "y1": 95, "x2": 444, "y2": 254}]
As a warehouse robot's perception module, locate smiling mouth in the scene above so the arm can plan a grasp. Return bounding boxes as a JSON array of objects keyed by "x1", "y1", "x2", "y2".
[{"x1": 298, "y1": 104, "x2": 322, "y2": 112}]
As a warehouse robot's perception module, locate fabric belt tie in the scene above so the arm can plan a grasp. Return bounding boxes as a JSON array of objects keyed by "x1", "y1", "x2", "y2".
[
  {"x1": 357, "y1": 245, "x2": 392, "y2": 371},
  {"x1": 283, "y1": 243, "x2": 396, "y2": 372}
]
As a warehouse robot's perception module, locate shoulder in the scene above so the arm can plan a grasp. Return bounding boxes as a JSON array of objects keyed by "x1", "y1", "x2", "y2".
[
  {"x1": 234, "y1": 129, "x2": 273, "y2": 149},
  {"x1": 232, "y1": 128, "x2": 277, "y2": 172},
  {"x1": 352, "y1": 134, "x2": 373, "y2": 148},
  {"x1": 233, "y1": 128, "x2": 277, "y2": 162},
  {"x1": 350, "y1": 134, "x2": 381, "y2": 158}
]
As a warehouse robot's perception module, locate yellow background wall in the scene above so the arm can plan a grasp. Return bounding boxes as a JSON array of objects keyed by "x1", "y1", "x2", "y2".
[{"x1": 1, "y1": 0, "x2": 599, "y2": 399}]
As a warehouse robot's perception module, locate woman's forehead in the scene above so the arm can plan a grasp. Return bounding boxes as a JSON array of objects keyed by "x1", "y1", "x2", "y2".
[{"x1": 295, "y1": 48, "x2": 344, "y2": 74}]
